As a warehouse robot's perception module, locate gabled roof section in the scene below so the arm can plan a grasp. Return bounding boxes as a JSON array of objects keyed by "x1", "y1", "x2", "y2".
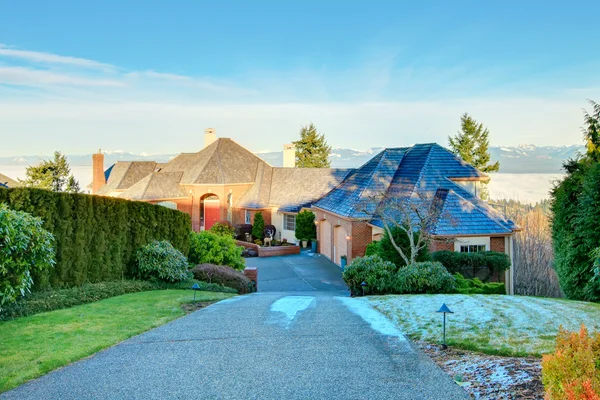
[
  {"x1": 236, "y1": 167, "x2": 352, "y2": 212},
  {"x1": 97, "y1": 161, "x2": 156, "y2": 195},
  {"x1": 117, "y1": 172, "x2": 187, "y2": 201},
  {"x1": 161, "y1": 138, "x2": 268, "y2": 185},
  {"x1": 0, "y1": 173, "x2": 21, "y2": 188}
]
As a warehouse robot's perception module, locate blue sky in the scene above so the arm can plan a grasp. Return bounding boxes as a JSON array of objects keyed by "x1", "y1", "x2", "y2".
[{"x1": 1, "y1": 0, "x2": 599, "y2": 156}]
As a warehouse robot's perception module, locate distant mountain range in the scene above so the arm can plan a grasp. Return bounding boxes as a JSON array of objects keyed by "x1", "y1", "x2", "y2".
[{"x1": 0, "y1": 145, "x2": 585, "y2": 174}]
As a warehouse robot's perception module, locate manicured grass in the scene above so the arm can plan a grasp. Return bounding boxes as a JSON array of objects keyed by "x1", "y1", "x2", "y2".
[
  {"x1": 0, "y1": 290, "x2": 234, "y2": 393},
  {"x1": 366, "y1": 294, "x2": 600, "y2": 357}
]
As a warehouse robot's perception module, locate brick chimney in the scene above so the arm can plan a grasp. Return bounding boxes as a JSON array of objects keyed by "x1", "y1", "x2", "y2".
[
  {"x1": 283, "y1": 144, "x2": 296, "y2": 168},
  {"x1": 204, "y1": 128, "x2": 217, "y2": 148},
  {"x1": 92, "y1": 150, "x2": 106, "y2": 194}
]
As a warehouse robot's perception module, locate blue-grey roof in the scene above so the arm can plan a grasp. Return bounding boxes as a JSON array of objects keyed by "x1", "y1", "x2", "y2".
[{"x1": 314, "y1": 143, "x2": 517, "y2": 236}]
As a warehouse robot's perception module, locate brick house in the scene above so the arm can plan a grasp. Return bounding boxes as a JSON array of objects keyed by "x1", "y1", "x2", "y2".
[{"x1": 91, "y1": 129, "x2": 518, "y2": 293}]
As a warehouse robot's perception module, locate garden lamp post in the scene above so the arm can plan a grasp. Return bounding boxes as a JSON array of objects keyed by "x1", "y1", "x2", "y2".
[
  {"x1": 361, "y1": 281, "x2": 367, "y2": 297},
  {"x1": 436, "y1": 303, "x2": 454, "y2": 350},
  {"x1": 191, "y1": 283, "x2": 200, "y2": 302}
]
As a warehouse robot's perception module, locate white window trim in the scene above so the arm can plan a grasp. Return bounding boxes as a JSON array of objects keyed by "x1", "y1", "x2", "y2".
[
  {"x1": 283, "y1": 214, "x2": 296, "y2": 231},
  {"x1": 245, "y1": 210, "x2": 251, "y2": 224}
]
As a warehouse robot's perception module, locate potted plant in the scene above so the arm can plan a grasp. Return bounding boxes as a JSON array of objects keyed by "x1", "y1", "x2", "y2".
[
  {"x1": 340, "y1": 255, "x2": 347, "y2": 270},
  {"x1": 301, "y1": 238, "x2": 308, "y2": 248},
  {"x1": 311, "y1": 240, "x2": 318, "y2": 252}
]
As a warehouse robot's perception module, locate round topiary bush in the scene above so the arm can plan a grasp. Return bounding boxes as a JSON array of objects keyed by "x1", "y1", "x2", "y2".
[
  {"x1": 342, "y1": 255, "x2": 397, "y2": 295},
  {"x1": 189, "y1": 231, "x2": 245, "y2": 271},
  {"x1": 191, "y1": 264, "x2": 254, "y2": 294},
  {"x1": 393, "y1": 261, "x2": 456, "y2": 294},
  {"x1": 135, "y1": 240, "x2": 190, "y2": 283}
]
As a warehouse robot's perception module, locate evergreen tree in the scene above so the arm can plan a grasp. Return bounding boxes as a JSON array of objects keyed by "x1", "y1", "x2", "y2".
[
  {"x1": 21, "y1": 151, "x2": 79, "y2": 192},
  {"x1": 582, "y1": 99, "x2": 600, "y2": 162},
  {"x1": 293, "y1": 123, "x2": 331, "y2": 168},
  {"x1": 251, "y1": 212, "x2": 265, "y2": 240},
  {"x1": 448, "y1": 113, "x2": 500, "y2": 173}
]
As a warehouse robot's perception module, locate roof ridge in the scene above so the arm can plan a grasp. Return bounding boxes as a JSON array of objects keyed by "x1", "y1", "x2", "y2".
[
  {"x1": 353, "y1": 151, "x2": 390, "y2": 213},
  {"x1": 140, "y1": 173, "x2": 154, "y2": 200},
  {"x1": 116, "y1": 162, "x2": 134, "y2": 189},
  {"x1": 216, "y1": 139, "x2": 225, "y2": 184}
]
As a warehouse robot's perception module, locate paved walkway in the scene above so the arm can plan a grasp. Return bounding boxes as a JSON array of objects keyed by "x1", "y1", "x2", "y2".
[{"x1": 3, "y1": 254, "x2": 468, "y2": 400}]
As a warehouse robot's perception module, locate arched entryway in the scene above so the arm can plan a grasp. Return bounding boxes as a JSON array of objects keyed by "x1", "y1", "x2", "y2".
[
  {"x1": 334, "y1": 226, "x2": 348, "y2": 265},
  {"x1": 200, "y1": 194, "x2": 220, "y2": 230},
  {"x1": 320, "y1": 220, "x2": 332, "y2": 260}
]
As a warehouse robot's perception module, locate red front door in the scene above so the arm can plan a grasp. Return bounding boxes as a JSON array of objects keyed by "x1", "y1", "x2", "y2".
[{"x1": 204, "y1": 200, "x2": 220, "y2": 230}]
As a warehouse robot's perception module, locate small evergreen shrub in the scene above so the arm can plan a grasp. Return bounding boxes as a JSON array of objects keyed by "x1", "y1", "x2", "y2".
[
  {"x1": 191, "y1": 264, "x2": 254, "y2": 294},
  {"x1": 342, "y1": 255, "x2": 397, "y2": 295},
  {"x1": 452, "y1": 273, "x2": 506, "y2": 294},
  {"x1": 0, "y1": 204, "x2": 55, "y2": 310},
  {"x1": 542, "y1": 325, "x2": 600, "y2": 399},
  {"x1": 135, "y1": 241, "x2": 190, "y2": 283},
  {"x1": 189, "y1": 231, "x2": 245, "y2": 271},
  {"x1": 431, "y1": 250, "x2": 510, "y2": 281},
  {"x1": 210, "y1": 221, "x2": 235, "y2": 238},
  {"x1": 295, "y1": 210, "x2": 316, "y2": 241},
  {"x1": 252, "y1": 212, "x2": 266, "y2": 240},
  {"x1": 393, "y1": 262, "x2": 456, "y2": 294},
  {"x1": 378, "y1": 226, "x2": 431, "y2": 267},
  {"x1": 365, "y1": 240, "x2": 380, "y2": 256}
]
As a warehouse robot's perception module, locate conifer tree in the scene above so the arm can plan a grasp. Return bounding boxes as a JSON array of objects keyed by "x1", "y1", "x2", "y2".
[
  {"x1": 21, "y1": 151, "x2": 79, "y2": 192},
  {"x1": 448, "y1": 113, "x2": 500, "y2": 173},
  {"x1": 251, "y1": 212, "x2": 265, "y2": 240},
  {"x1": 293, "y1": 123, "x2": 332, "y2": 168}
]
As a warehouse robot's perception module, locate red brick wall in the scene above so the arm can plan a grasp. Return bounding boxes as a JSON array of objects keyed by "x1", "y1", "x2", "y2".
[
  {"x1": 490, "y1": 237, "x2": 505, "y2": 253},
  {"x1": 350, "y1": 221, "x2": 372, "y2": 263},
  {"x1": 430, "y1": 239, "x2": 454, "y2": 252}
]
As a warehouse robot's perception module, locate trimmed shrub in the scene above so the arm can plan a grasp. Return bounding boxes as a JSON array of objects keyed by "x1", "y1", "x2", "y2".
[
  {"x1": 453, "y1": 273, "x2": 506, "y2": 295},
  {"x1": 365, "y1": 240, "x2": 380, "y2": 256},
  {"x1": 234, "y1": 224, "x2": 253, "y2": 241},
  {"x1": 431, "y1": 250, "x2": 511, "y2": 281},
  {"x1": 0, "y1": 280, "x2": 156, "y2": 321},
  {"x1": 0, "y1": 187, "x2": 190, "y2": 289},
  {"x1": 378, "y1": 226, "x2": 431, "y2": 268},
  {"x1": 150, "y1": 279, "x2": 237, "y2": 294},
  {"x1": 189, "y1": 231, "x2": 245, "y2": 271},
  {"x1": 393, "y1": 262, "x2": 456, "y2": 294},
  {"x1": 0, "y1": 204, "x2": 55, "y2": 310},
  {"x1": 251, "y1": 212, "x2": 265, "y2": 240},
  {"x1": 135, "y1": 241, "x2": 190, "y2": 283},
  {"x1": 342, "y1": 255, "x2": 397, "y2": 295},
  {"x1": 295, "y1": 210, "x2": 316, "y2": 241},
  {"x1": 191, "y1": 264, "x2": 254, "y2": 294},
  {"x1": 210, "y1": 221, "x2": 235, "y2": 238},
  {"x1": 542, "y1": 325, "x2": 600, "y2": 399}
]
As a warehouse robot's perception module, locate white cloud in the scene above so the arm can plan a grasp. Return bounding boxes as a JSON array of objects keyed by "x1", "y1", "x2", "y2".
[
  {"x1": 0, "y1": 67, "x2": 125, "y2": 87},
  {"x1": 0, "y1": 45, "x2": 114, "y2": 69}
]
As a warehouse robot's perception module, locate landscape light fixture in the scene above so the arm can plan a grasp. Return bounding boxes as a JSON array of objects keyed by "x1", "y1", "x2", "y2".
[
  {"x1": 436, "y1": 303, "x2": 454, "y2": 350},
  {"x1": 361, "y1": 281, "x2": 367, "y2": 297},
  {"x1": 191, "y1": 283, "x2": 200, "y2": 302}
]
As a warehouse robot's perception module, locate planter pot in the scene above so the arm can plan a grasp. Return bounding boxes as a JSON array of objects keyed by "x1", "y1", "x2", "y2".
[
  {"x1": 301, "y1": 240, "x2": 308, "y2": 248},
  {"x1": 340, "y1": 257, "x2": 347, "y2": 270},
  {"x1": 311, "y1": 240, "x2": 317, "y2": 252}
]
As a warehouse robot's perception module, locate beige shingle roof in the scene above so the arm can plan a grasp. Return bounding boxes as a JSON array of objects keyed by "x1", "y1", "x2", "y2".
[
  {"x1": 117, "y1": 172, "x2": 187, "y2": 200},
  {"x1": 0, "y1": 173, "x2": 21, "y2": 188},
  {"x1": 97, "y1": 161, "x2": 156, "y2": 195}
]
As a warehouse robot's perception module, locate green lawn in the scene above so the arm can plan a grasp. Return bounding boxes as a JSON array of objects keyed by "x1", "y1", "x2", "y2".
[
  {"x1": 366, "y1": 294, "x2": 600, "y2": 357},
  {"x1": 0, "y1": 290, "x2": 234, "y2": 393}
]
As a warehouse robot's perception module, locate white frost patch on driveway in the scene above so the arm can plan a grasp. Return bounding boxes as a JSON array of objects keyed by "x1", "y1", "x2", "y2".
[
  {"x1": 269, "y1": 296, "x2": 315, "y2": 328},
  {"x1": 336, "y1": 297, "x2": 408, "y2": 342}
]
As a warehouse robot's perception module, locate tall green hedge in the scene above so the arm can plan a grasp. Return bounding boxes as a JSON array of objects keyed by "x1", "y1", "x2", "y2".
[{"x1": 0, "y1": 187, "x2": 190, "y2": 289}]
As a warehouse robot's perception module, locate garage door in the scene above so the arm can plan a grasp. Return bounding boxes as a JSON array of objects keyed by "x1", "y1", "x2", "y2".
[
  {"x1": 334, "y1": 226, "x2": 348, "y2": 266},
  {"x1": 320, "y1": 220, "x2": 332, "y2": 260}
]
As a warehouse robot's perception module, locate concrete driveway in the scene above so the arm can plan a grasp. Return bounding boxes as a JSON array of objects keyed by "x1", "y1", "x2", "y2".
[
  {"x1": 244, "y1": 249, "x2": 348, "y2": 293},
  {"x1": 3, "y1": 292, "x2": 469, "y2": 400}
]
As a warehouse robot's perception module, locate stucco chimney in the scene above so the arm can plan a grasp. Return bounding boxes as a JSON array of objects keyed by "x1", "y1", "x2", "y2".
[
  {"x1": 283, "y1": 144, "x2": 296, "y2": 168},
  {"x1": 92, "y1": 150, "x2": 106, "y2": 194},
  {"x1": 204, "y1": 128, "x2": 217, "y2": 148}
]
